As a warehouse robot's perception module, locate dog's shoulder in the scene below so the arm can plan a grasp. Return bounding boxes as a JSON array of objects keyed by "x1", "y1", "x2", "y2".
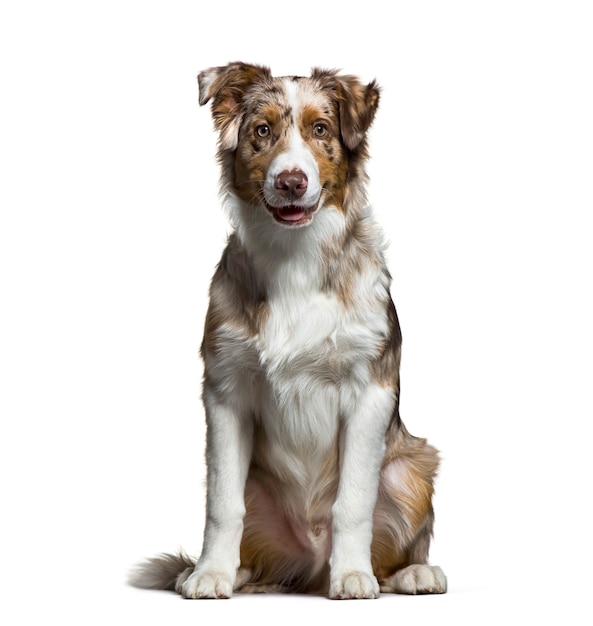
[{"x1": 202, "y1": 234, "x2": 265, "y2": 355}]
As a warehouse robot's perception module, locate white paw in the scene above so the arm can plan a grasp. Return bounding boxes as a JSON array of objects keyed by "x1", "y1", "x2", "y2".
[
  {"x1": 329, "y1": 571, "x2": 380, "y2": 599},
  {"x1": 180, "y1": 568, "x2": 234, "y2": 599},
  {"x1": 174, "y1": 566, "x2": 195, "y2": 594},
  {"x1": 381, "y1": 564, "x2": 447, "y2": 595}
]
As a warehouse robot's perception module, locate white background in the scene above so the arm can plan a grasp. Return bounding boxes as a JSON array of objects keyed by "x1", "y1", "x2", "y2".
[{"x1": 1, "y1": 1, "x2": 592, "y2": 624}]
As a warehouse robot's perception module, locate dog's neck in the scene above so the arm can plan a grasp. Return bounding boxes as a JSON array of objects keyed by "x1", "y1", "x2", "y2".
[
  {"x1": 222, "y1": 187, "x2": 386, "y2": 307},
  {"x1": 227, "y1": 194, "x2": 342, "y2": 285}
]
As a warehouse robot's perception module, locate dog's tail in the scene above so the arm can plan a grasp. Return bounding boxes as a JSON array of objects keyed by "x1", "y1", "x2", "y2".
[{"x1": 128, "y1": 551, "x2": 196, "y2": 591}]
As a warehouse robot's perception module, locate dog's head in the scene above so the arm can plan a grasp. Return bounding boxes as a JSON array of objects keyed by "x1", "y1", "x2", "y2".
[{"x1": 198, "y1": 63, "x2": 380, "y2": 228}]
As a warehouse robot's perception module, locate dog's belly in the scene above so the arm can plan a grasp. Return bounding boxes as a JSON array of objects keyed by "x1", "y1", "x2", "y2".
[{"x1": 248, "y1": 373, "x2": 340, "y2": 568}]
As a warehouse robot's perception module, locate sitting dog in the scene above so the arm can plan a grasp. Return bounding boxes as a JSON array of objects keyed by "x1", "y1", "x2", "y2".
[{"x1": 131, "y1": 62, "x2": 447, "y2": 599}]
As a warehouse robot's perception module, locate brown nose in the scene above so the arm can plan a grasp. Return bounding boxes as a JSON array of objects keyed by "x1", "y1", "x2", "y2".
[{"x1": 275, "y1": 169, "x2": 308, "y2": 199}]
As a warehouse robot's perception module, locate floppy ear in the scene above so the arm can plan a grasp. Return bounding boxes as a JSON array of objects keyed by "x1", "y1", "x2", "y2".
[
  {"x1": 197, "y1": 62, "x2": 272, "y2": 150},
  {"x1": 335, "y1": 75, "x2": 380, "y2": 151}
]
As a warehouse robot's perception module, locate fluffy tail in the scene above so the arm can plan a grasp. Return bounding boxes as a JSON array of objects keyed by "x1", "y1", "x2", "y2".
[{"x1": 128, "y1": 551, "x2": 196, "y2": 591}]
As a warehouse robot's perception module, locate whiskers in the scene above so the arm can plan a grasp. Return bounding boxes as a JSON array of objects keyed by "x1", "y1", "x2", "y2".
[
  {"x1": 247, "y1": 187, "x2": 267, "y2": 209},
  {"x1": 319, "y1": 184, "x2": 337, "y2": 208}
]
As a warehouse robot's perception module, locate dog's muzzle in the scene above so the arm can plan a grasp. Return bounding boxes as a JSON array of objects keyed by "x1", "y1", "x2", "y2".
[{"x1": 264, "y1": 168, "x2": 320, "y2": 226}]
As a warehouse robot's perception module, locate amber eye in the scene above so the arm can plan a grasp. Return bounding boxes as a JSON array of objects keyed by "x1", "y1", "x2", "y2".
[
  {"x1": 313, "y1": 123, "x2": 327, "y2": 137},
  {"x1": 256, "y1": 124, "x2": 270, "y2": 138}
]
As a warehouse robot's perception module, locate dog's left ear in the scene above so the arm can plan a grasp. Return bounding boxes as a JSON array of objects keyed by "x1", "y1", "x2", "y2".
[
  {"x1": 335, "y1": 75, "x2": 380, "y2": 151},
  {"x1": 198, "y1": 62, "x2": 272, "y2": 150},
  {"x1": 311, "y1": 69, "x2": 380, "y2": 150}
]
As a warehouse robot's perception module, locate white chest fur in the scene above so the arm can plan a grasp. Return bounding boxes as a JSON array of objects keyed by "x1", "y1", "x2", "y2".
[
  {"x1": 207, "y1": 206, "x2": 391, "y2": 488},
  {"x1": 256, "y1": 247, "x2": 389, "y2": 441},
  {"x1": 257, "y1": 279, "x2": 343, "y2": 452}
]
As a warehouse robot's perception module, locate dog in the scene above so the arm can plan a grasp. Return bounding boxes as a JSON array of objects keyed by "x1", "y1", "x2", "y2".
[{"x1": 130, "y1": 62, "x2": 447, "y2": 599}]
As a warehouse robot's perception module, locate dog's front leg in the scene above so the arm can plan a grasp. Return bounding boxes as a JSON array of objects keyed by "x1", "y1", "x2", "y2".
[
  {"x1": 180, "y1": 390, "x2": 253, "y2": 599},
  {"x1": 329, "y1": 383, "x2": 394, "y2": 600}
]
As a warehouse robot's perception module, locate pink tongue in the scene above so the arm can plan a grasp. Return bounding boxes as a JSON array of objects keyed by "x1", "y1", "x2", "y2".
[{"x1": 278, "y1": 206, "x2": 306, "y2": 221}]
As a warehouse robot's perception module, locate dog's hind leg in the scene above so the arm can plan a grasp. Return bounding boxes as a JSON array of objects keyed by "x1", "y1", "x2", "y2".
[
  {"x1": 376, "y1": 516, "x2": 447, "y2": 594},
  {"x1": 371, "y1": 427, "x2": 447, "y2": 595}
]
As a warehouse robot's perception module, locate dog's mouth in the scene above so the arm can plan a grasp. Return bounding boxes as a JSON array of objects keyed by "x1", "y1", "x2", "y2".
[{"x1": 264, "y1": 200, "x2": 320, "y2": 227}]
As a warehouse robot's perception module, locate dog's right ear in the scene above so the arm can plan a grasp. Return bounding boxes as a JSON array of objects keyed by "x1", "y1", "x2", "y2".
[{"x1": 198, "y1": 62, "x2": 272, "y2": 150}]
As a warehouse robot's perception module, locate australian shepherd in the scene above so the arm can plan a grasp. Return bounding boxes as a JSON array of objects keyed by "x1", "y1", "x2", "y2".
[{"x1": 131, "y1": 62, "x2": 446, "y2": 599}]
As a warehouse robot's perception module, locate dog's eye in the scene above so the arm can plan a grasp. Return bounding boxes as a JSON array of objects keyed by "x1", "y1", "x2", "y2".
[
  {"x1": 313, "y1": 124, "x2": 327, "y2": 138},
  {"x1": 256, "y1": 124, "x2": 271, "y2": 138}
]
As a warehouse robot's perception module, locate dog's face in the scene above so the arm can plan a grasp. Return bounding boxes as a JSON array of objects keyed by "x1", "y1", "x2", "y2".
[{"x1": 199, "y1": 63, "x2": 380, "y2": 228}]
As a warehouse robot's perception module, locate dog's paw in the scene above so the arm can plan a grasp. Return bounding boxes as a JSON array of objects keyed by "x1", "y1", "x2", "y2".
[
  {"x1": 174, "y1": 566, "x2": 196, "y2": 594},
  {"x1": 329, "y1": 571, "x2": 380, "y2": 599},
  {"x1": 380, "y1": 564, "x2": 447, "y2": 595},
  {"x1": 180, "y1": 569, "x2": 234, "y2": 599}
]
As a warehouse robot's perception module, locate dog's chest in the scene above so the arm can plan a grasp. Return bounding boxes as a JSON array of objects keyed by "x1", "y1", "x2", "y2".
[
  {"x1": 259, "y1": 263, "x2": 384, "y2": 372},
  {"x1": 208, "y1": 235, "x2": 390, "y2": 434},
  {"x1": 260, "y1": 287, "x2": 343, "y2": 374},
  {"x1": 255, "y1": 270, "x2": 385, "y2": 440},
  {"x1": 249, "y1": 286, "x2": 346, "y2": 486}
]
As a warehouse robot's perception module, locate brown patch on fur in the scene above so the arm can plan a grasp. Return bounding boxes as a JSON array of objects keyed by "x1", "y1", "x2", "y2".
[
  {"x1": 232, "y1": 152, "x2": 267, "y2": 207},
  {"x1": 335, "y1": 74, "x2": 380, "y2": 151},
  {"x1": 371, "y1": 532, "x2": 410, "y2": 582},
  {"x1": 300, "y1": 104, "x2": 323, "y2": 129},
  {"x1": 320, "y1": 209, "x2": 386, "y2": 306},
  {"x1": 371, "y1": 298, "x2": 403, "y2": 389},
  {"x1": 202, "y1": 234, "x2": 268, "y2": 356},
  {"x1": 301, "y1": 105, "x2": 350, "y2": 213},
  {"x1": 383, "y1": 424, "x2": 440, "y2": 522},
  {"x1": 259, "y1": 103, "x2": 284, "y2": 128}
]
